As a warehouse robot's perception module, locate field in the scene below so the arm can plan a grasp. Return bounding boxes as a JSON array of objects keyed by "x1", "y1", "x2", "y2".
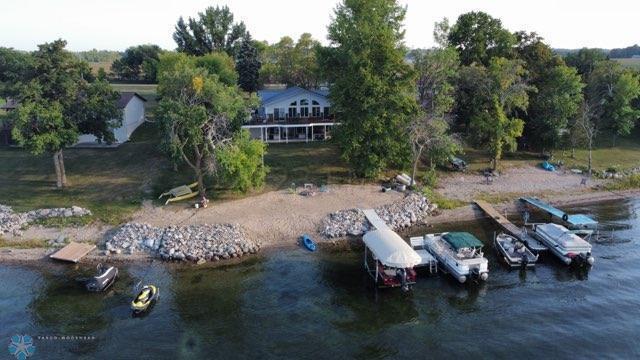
[{"x1": 613, "y1": 57, "x2": 640, "y2": 70}]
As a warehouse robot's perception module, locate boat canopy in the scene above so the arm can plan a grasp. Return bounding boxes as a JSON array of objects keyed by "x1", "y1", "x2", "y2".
[
  {"x1": 363, "y1": 229, "x2": 421, "y2": 268},
  {"x1": 443, "y1": 232, "x2": 484, "y2": 250},
  {"x1": 520, "y1": 197, "x2": 597, "y2": 226},
  {"x1": 535, "y1": 223, "x2": 592, "y2": 249}
]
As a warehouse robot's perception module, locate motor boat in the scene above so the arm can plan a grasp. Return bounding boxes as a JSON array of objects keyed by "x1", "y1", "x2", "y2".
[
  {"x1": 494, "y1": 233, "x2": 538, "y2": 268},
  {"x1": 423, "y1": 232, "x2": 489, "y2": 283},
  {"x1": 532, "y1": 223, "x2": 594, "y2": 265},
  {"x1": 85, "y1": 264, "x2": 118, "y2": 292}
]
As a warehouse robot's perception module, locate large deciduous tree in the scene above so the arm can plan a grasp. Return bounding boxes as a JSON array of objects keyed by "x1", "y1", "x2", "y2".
[
  {"x1": 564, "y1": 48, "x2": 608, "y2": 80},
  {"x1": 586, "y1": 61, "x2": 640, "y2": 144},
  {"x1": 10, "y1": 40, "x2": 122, "y2": 188},
  {"x1": 469, "y1": 58, "x2": 531, "y2": 169},
  {"x1": 515, "y1": 32, "x2": 584, "y2": 153},
  {"x1": 259, "y1": 33, "x2": 322, "y2": 88},
  {"x1": 156, "y1": 56, "x2": 253, "y2": 197},
  {"x1": 318, "y1": 0, "x2": 417, "y2": 178},
  {"x1": 173, "y1": 5, "x2": 248, "y2": 58},
  {"x1": 111, "y1": 44, "x2": 163, "y2": 82},
  {"x1": 447, "y1": 11, "x2": 515, "y2": 66}
]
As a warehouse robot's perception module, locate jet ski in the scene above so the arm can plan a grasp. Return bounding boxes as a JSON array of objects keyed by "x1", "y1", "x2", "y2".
[
  {"x1": 85, "y1": 264, "x2": 118, "y2": 292},
  {"x1": 131, "y1": 284, "x2": 159, "y2": 314}
]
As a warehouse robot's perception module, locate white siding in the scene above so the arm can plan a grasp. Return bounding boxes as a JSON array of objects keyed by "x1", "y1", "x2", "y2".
[{"x1": 76, "y1": 96, "x2": 145, "y2": 146}]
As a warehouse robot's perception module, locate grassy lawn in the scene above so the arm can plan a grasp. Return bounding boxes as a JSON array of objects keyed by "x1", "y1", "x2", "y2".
[
  {"x1": 614, "y1": 58, "x2": 640, "y2": 71},
  {"x1": 555, "y1": 135, "x2": 640, "y2": 173}
]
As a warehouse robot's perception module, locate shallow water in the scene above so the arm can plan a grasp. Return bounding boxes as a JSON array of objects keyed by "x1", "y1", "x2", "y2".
[{"x1": 1, "y1": 198, "x2": 639, "y2": 359}]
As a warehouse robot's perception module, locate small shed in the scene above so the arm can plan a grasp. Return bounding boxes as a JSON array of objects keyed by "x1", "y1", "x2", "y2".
[{"x1": 76, "y1": 92, "x2": 146, "y2": 146}]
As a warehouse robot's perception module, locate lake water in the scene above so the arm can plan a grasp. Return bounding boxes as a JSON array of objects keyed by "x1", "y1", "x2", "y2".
[{"x1": 1, "y1": 198, "x2": 639, "y2": 359}]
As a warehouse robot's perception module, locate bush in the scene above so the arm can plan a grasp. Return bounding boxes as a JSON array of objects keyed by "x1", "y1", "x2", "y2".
[
  {"x1": 605, "y1": 174, "x2": 640, "y2": 191},
  {"x1": 421, "y1": 167, "x2": 438, "y2": 188},
  {"x1": 216, "y1": 130, "x2": 269, "y2": 193},
  {"x1": 421, "y1": 186, "x2": 466, "y2": 210}
]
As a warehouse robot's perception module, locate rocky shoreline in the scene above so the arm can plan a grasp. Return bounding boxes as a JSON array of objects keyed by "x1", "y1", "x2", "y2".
[
  {"x1": 104, "y1": 223, "x2": 260, "y2": 263},
  {"x1": 320, "y1": 192, "x2": 437, "y2": 238},
  {"x1": 0, "y1": 204, "x2": 91, "y2": 236}
]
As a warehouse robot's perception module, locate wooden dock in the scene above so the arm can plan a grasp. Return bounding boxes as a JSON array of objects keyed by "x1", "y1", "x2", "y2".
[
  {"x1": 49, "y1": 242, "x2": 96, "y2": 263},
  {"x1": 474, "y1": 200, "x2": 547, "y2": 252}
]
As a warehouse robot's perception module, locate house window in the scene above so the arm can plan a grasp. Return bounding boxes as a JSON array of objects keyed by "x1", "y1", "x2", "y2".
[
  {"x1": 288, "y1": 107, "x2": 296, "y2": 118},
  {"x1": 300, "y1": 107, "x2": 309, "y2": 117},
  {"x1": 300, "y1": 99, "x2": 309, "y2": 106},
  {"x1": 323, "y1": 107, "x2": 331, "y2": 118},
  {"x1": 312, "y1": 106, "x2": 321, "y2": 117},
  {"x1": 312, "y1": 100, "x2": 320, "y2": 105},
  {"x1": 290, "y1": 101, "x2": 297, "y2": 106}
]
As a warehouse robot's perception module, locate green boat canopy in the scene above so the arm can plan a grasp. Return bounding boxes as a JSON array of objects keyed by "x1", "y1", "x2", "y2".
[{"x1": 443, "y1": 232, "x2": 484, "y2": 250}]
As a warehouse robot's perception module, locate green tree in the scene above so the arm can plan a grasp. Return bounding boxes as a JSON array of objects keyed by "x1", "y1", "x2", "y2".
[
  {"x1": 216, "y1": 130, "x2": 268, "y2": 192},
  {"x1": 515, "y1": 32, "x2": 584, "y2": 153},
  {"x1": 235, "y1": 35, "x2": 261, "y2": 92},
  {"x1": 193, "y1": 52, "x2": 238, "y2": 86},
  {"x1": 11, "y1": 40, "x2": 122, "y2": 188},
  {"x1": 258, "y1": 34, "x2": 322, "y2": 88},
  {"x1": 156, "y1": 56, "x2": 251, "y2": 197},
  {"x1": 319, "y1": 0, "x2": 417, "y2": 178},
  {"x1": 412, "y1": 47, "x2": 459, "y2": 112},
  {"x1": 454, "y1": 64, "x2": 493, "y2": 132},
  {"x1": 0, "y1": 47, "x2": 34, "y2": 98},
  {"x1": 173, "y1": 5, "x2": 248, "y2": 58},
  {"x1": 111, "y1": 44, "x2": 163, "y2": 82},
  {"x1": 469, "y1": 58, "x2": 531, "y2": 169},
  {"x1": 587, "y1": 60, "x2": 640, "y2": 144},
  {"x1": 564, "y1": 48, "x2": 608, "y2": 80},
  {"x1": 447, "y1": 11, "x2": 515, "y2": 66}
]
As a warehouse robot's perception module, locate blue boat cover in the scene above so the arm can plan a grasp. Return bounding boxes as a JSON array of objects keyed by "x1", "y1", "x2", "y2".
[{"x1": 520, "y1": 197, "x2": 597, "y2": 226}]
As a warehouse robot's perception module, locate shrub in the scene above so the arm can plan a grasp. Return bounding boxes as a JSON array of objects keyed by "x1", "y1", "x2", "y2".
[
  {"x1": 216, "y1": 130, "x2": 269, "y2": 193},
  {"x1": 605, "y1": 174, "x2": 640, "y2": 191}
]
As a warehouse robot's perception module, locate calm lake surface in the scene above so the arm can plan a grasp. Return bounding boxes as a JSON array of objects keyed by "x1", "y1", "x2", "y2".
[{"x1": 1, "y1": 198, "x2": 639, "y2": 359}]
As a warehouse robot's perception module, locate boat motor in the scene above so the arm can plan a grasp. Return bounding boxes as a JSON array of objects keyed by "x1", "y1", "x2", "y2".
[{"x1": 396, "y1": 268, "x2": 409, "y2": 292}]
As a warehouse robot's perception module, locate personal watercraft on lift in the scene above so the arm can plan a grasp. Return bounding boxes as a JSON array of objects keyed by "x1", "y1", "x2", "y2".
[{"x1": 85, "y1": 264, "x2": 118, "y2": 292}]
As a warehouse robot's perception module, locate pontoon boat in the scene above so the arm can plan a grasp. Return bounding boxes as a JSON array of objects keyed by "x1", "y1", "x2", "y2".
[{"x1": 423, "y1": 232, "x2": 489, "y2": 283}]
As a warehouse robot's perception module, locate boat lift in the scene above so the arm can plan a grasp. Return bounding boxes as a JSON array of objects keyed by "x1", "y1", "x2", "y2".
[{"x1": 519, "y1": 197, "x2": 598, "y2": 235}]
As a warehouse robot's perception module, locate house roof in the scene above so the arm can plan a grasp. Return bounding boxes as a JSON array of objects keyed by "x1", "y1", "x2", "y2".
[
  {"x1": 257, "y1": 86, "x2": 328, "y2": 107},
  {"x1": 117, "y1": 92, "x2": 146, "y2": 109}
]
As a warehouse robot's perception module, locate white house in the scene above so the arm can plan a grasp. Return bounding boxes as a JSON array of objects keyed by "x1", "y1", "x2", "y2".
[
  {"x1": 76, "y1": 92, "x2": 146, "y2": 146},
  {"x1": 242, "y1": 86, "x2": 338, "y2": 143}
]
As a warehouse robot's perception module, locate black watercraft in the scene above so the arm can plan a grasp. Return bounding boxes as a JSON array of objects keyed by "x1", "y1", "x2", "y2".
[{"x1": 85, "y1": 264, "x2": 118, "y2": 292}]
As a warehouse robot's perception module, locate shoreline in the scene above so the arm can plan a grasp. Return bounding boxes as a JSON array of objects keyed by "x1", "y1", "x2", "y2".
[{"x1": 2, "y1": 187, "x2": 638, "y2": 266}]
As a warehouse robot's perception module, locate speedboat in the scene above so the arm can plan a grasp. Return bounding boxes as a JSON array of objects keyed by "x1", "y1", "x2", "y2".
[
  {"x1": 423, "y1": 232, "x2": 489, "y2": 283},
  {"x1": 494, "y1": 233, "x2": 538, "y2": 268},
  {"x1": 131, "y1": 285, "x2": 159, "y2": 314},
  {"x1": 532, "y1": 223, "x2": 594, "y2": 265},
  {"x1": 85, "y1": 264, "x2": 118, "y2": 292}
]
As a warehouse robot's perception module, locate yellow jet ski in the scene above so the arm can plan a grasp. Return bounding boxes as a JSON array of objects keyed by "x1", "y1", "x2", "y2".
[{"x1": 131, "y1": 285, "x2": 159, "y2": 314}]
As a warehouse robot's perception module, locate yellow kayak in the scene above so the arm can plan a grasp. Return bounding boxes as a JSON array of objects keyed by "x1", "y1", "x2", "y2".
[{"x1": 131, "y1": 285, "x2": 159, "y2": 313}]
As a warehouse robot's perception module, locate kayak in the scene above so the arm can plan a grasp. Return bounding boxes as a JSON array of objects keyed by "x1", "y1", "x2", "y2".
[
  {"x1": 85, "y1": 264, "x2": 118, "y2": 292},
  {"x1": 131, "y1": 285, "x2": 159, "y2": 314},
  {"x1": 301, "y1": 234, "x2": 316, "y2": 252}
]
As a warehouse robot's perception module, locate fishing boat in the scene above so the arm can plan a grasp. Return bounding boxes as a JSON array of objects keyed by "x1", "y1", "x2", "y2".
[
  {"x1": 85, "y1": 264, "x2": 118, "y2": 292},
  {"x1": 423, "y1": 232, "x2": 489, "y2": 283},
  {"x1": 532, "y1": 223, "x2": 594, "y2": 265},
  {"x1": 362, "y1": 229, "x2": 421, "y2": 291},
  {"x1": 494, "y1": 233, "x2": 538, "y2": 268},
  {"x1": 131, "y1": 284, "x2": 159, "y2": 314},
  {"x1": 300, "y1": 234, "x2": 316, "y2": 251}
]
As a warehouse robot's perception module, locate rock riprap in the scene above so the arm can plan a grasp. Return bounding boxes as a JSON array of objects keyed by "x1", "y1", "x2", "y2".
[
  {"x1": 321, "y1": 192, "x2": 436, "y2": 238},
  {"x1": 0, "y1": 204, "x2": 92, "y2": 236},
  {"x1": 105, "y1": 223, "x2": 260, "y2": 262}
]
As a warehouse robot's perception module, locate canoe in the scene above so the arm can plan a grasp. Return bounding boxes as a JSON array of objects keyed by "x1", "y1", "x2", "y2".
[{"x1": 301, "y1": 234, "x2": 316, "y2": 252}]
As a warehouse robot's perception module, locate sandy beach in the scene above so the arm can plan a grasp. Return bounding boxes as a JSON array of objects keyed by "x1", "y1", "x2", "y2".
[{"x1": 2, "y1": 165, "x2": 639, "y2": 263}]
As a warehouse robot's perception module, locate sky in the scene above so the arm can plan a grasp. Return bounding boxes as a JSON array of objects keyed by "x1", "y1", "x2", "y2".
[{"x1": 1, "y1": 0, "x2": 638, "y2": 51}]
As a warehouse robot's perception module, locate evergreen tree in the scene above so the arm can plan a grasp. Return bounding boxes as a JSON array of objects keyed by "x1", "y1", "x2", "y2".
[
  {"x1": 318, "y1": 0, "x2": 417, "y2": 177},
  {"x1": 236, "y1": 35, "x2": 261, "y2": 92}
]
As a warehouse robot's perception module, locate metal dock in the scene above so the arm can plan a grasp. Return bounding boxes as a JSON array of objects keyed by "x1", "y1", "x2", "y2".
[
  {"x1": 49, "y1": 242, "x2": 96, "y2": 263},
  {"x1": 474, "y1": 200, "x2": 547, "y2": 252},
  {"x1": 362, "y1": 209, "x2": 437, "y2": 271}
]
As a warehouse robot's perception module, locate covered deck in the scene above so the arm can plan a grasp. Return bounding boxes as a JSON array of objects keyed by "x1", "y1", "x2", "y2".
[{"x1": 242, "y1": 117, "x2": 339, "y2": 143}]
